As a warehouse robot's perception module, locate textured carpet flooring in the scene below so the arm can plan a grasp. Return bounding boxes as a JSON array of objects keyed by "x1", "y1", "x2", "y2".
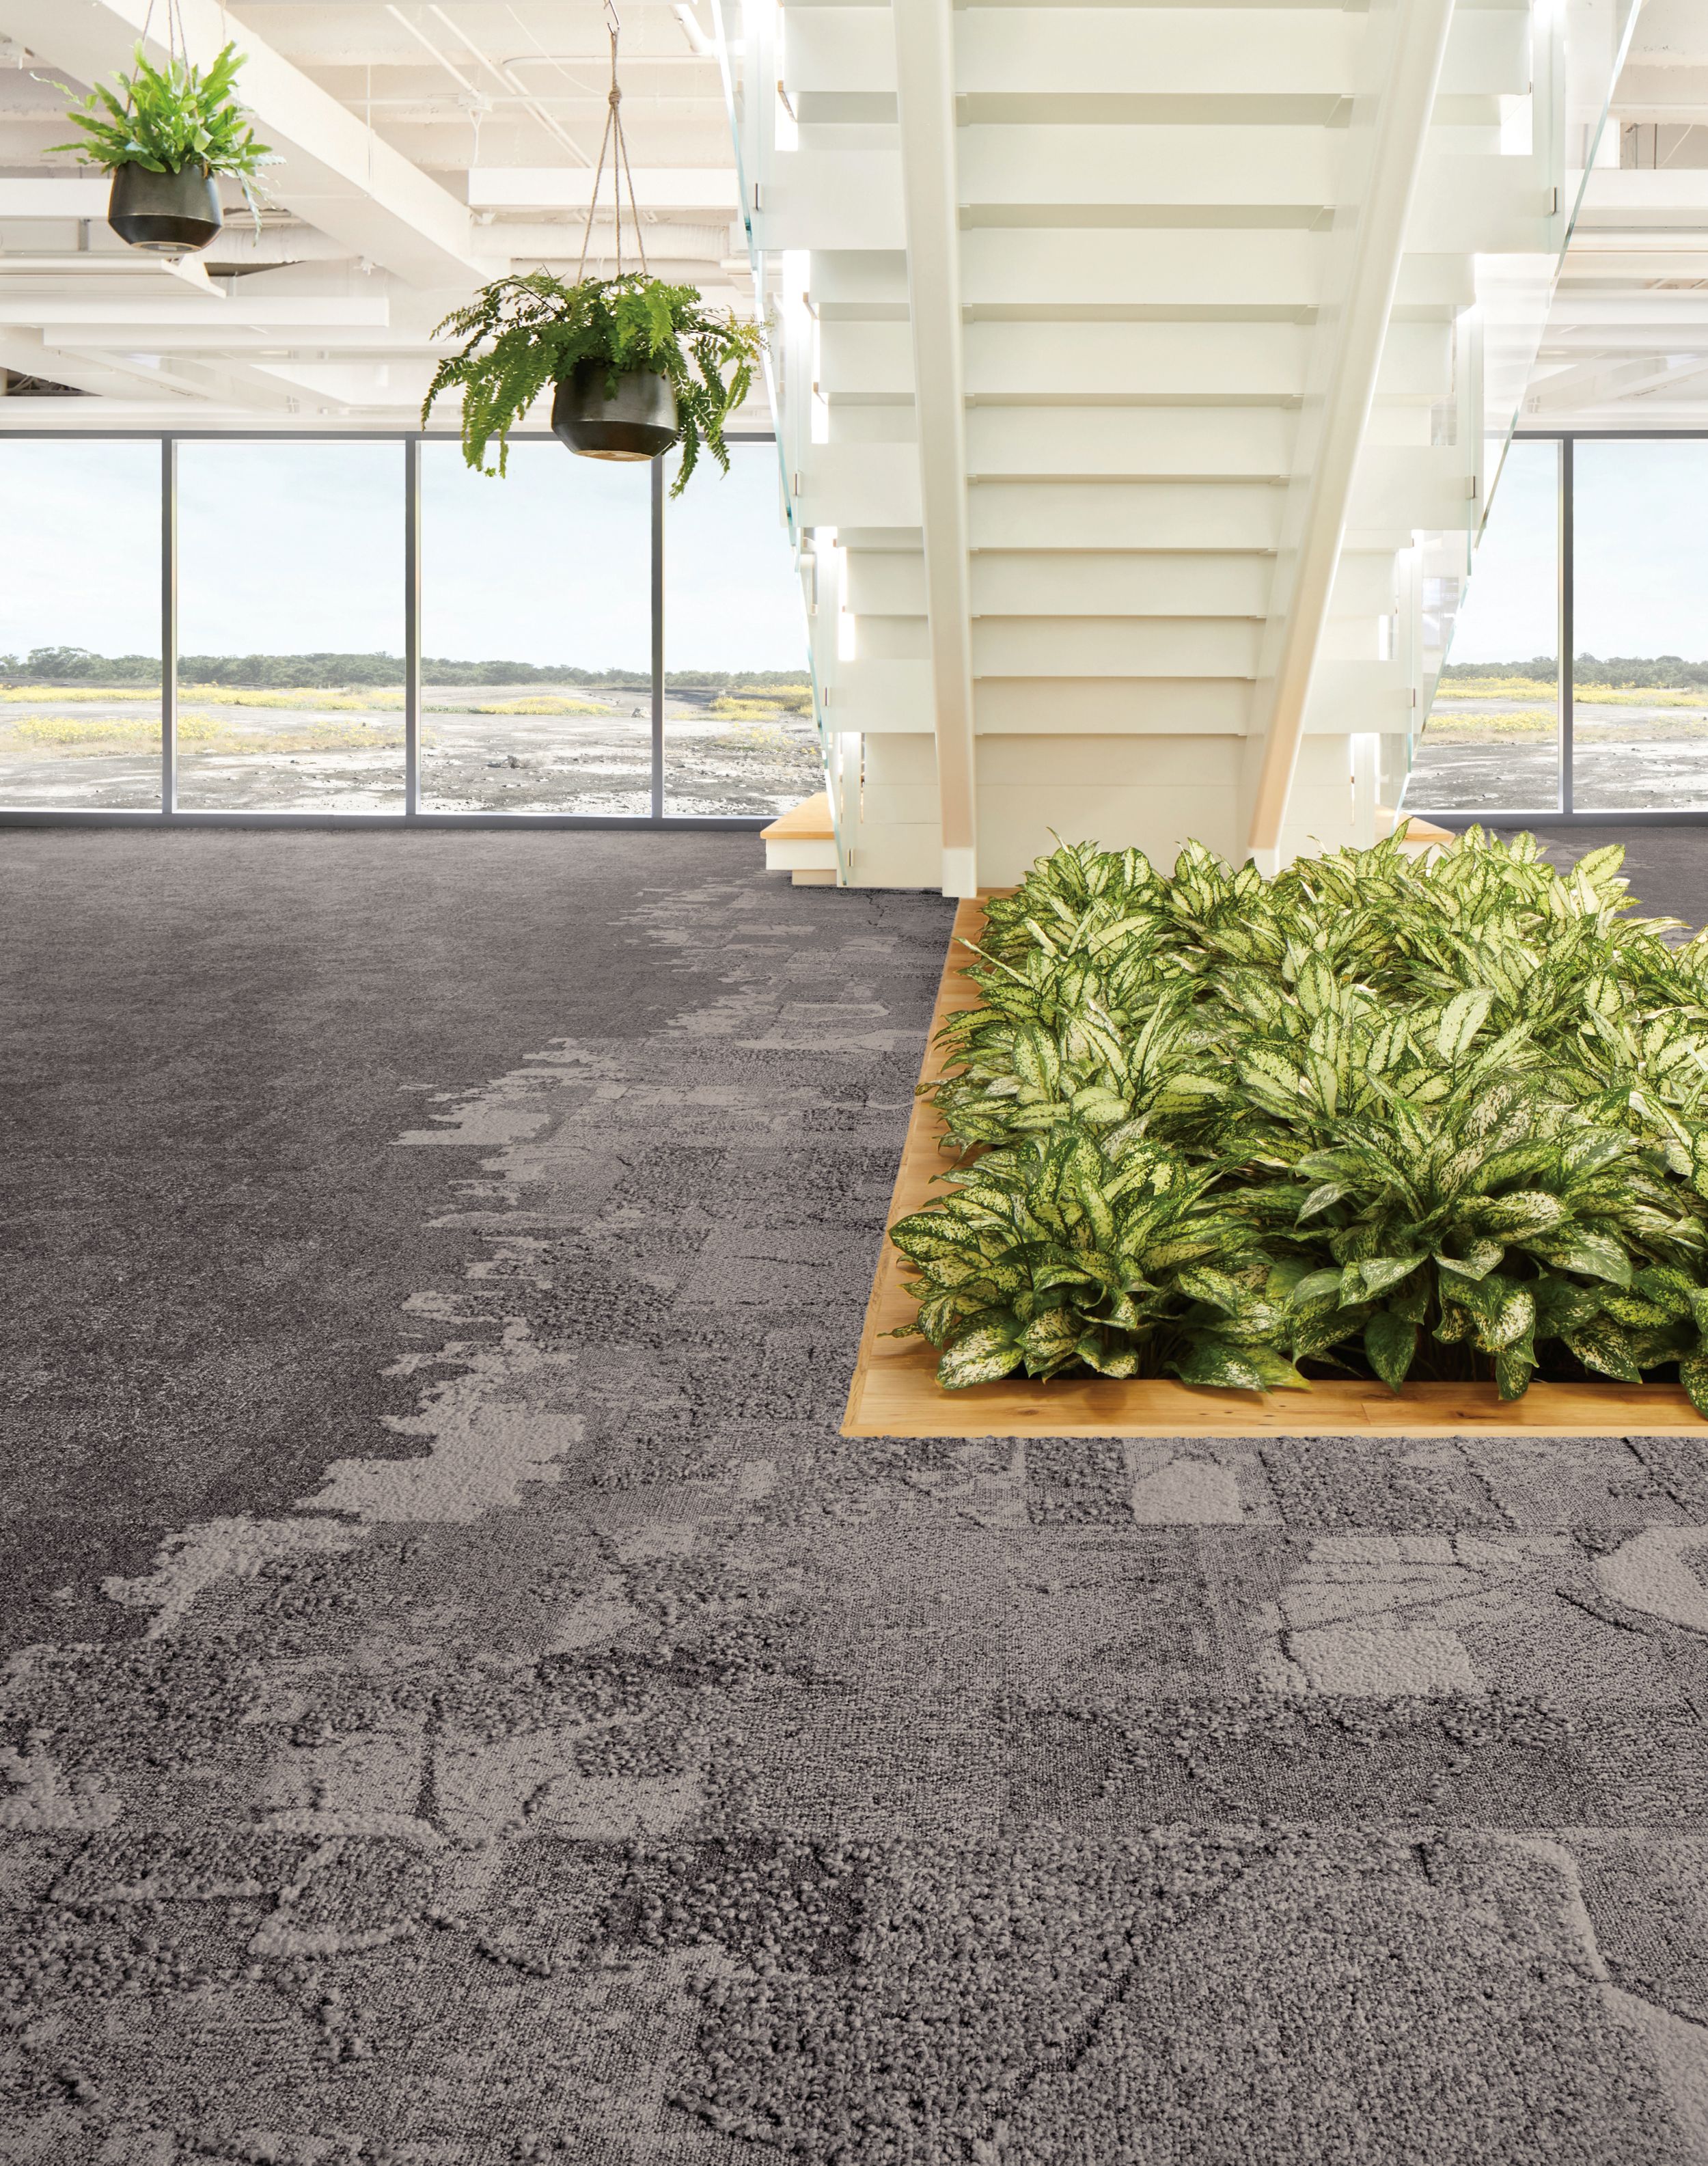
[{"x1": 6, "y1": 825, "x2": 1708, "y2": 2163}]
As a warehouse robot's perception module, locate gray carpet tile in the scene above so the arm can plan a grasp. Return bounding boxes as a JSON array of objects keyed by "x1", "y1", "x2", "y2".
[{"x1": 5, "y1": 825, "x2": 1708, "y2": 2162}]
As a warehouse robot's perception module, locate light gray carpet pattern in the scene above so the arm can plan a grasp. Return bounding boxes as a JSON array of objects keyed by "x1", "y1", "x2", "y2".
[{"x1": 5, "y1": 832, "x2": 1708, "y2": 2161}]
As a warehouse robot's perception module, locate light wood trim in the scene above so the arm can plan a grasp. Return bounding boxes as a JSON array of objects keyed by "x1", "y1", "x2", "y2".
[
  {"x1": 761, "y1": 790, "x2": 834, "y2": 842},
  {"x1": 842, "y1": 897, "x2": 1708, "y2": 1438}
]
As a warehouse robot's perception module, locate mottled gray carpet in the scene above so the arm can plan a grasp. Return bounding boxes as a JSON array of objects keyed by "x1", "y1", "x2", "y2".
[{"x1": 6, "y1": 825, "x2": 1708, "y2": 2164}]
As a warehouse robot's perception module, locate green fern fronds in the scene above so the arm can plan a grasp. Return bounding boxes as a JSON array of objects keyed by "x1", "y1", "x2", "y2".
[{"x1": 421, "y1": 271, "x2": 765, "y2": 495}]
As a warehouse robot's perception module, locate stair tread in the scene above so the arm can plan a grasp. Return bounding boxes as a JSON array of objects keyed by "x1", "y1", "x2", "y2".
[{"x1": 761, "y1": 791, "x2": 835, "y2": 842}]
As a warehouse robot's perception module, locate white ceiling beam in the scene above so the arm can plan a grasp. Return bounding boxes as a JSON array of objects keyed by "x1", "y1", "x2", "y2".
[
  {"x1": 0, "y1": 401, "x2": 251, "y2": 424},
  {"x1": 2, "y1": 0, "x2": 493, "y2": 286},
  {"x1": 0, "y1": 324, "x2": 188, "y2": 400},
  {"x1": 1246, "y1": 0, "x2": 1457, "y2": 868},
  {"x1": 0, "y1": 255, "x2": 217, "y2": 291},
  {"x1": 46, "y1": 340, "x2": 316, "y2": 412},
  {"x1": 1545, "y1": 300, "x2": 1708, "y2": 327},
  {"x1": 39, "y1": 328, "x2": 437, "y2": 353},
  {"x1": 468, "y1": 167, "x2": 739, "y2": 211},
  {"x1": 893, "y1": 0, "x2": 976, "y2": 900},
  {"x1": 1528, "y1": 350, "x2": 1708, "y2": 409},
  {"x1": 1576, "y1": 168, "x2": 1708, "y2": 228},
  {"x1": 0, "y1": 297, "x2": 389, "y2": 327},
  {"x1": 1558, "y1": 253, "x2": 1708, "y2": 280},
  {"x1": 0, "y1": 177, "x2": 109, "y2": 217}
]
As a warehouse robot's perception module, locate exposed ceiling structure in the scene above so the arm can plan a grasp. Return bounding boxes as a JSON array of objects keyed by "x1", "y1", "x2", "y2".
[
  {"x1": 0, "y1": 0, "x2": 756, "y2": 424},
  {"x1": 2, "y1": 1, "x2": 1705, "y2": 438},
  {"x1": 1526, "y1": 0, "x2": 1708, "y2": 429}
]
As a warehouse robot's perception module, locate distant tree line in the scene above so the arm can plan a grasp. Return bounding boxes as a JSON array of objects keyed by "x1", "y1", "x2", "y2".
[
  {"x1": 0, "y1": 646, "x2": 807, "y2": 691},
  {"x1": 1441, "y1": 655, "x2": 1708, "y2": 688}
]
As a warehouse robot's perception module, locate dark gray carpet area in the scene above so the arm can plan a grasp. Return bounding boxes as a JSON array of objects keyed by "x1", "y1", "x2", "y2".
[
  {"x1": 5, "y1": 825, "x2": 1708, "y2": 2163},
  {"x1": 3, "y1": 831, "x2": 889, "y2": 1662}
]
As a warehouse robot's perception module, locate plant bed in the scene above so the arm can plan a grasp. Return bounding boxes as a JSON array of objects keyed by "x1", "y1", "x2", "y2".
[{"x1": 844, "y1": 833, "x2": 1708, "y2": 1438}]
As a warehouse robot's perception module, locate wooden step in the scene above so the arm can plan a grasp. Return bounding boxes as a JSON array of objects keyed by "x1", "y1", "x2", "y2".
[
  {"x1": 762, "y1": 790, "x2": 838, "y2": 886},
  {"x1": 761, "y1": 789, "x2": 835, "y2": 842}
]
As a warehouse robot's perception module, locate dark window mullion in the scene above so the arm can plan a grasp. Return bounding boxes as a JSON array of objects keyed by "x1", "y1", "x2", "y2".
[
  {"x1": 404, "y1": 436, "x2": 422, "y2": 817},
  {"x1": 1559, "y1": 435, "x2": 1574, "y2": 817},
  {"x1": 161, "y1": 437, "x2": 177, "y2": 814},
  {"x1": 650, "y1": 456, "x2": 665, "y2": 821}
]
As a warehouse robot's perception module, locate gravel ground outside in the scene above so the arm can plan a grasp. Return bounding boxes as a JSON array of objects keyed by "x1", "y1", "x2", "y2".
[
  {"x1": 0, "y1": 687, "x2": 823, "y2": 820},
  {"x1": 1410, "y1": 694, "x2": 1708, "y2": 813}
]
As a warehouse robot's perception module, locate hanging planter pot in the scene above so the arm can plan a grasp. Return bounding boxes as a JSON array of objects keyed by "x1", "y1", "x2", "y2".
[
  {"x1": 423, "y1": 17, "x2": 763, "y2": 495},
  {"x1": 107, "y1": 163, "x2": 223, "y2": 256},
  {"x1": 551, "y1": 363, "x2": 679, "y2": 463},
  {"x1": 47, "y1": 42, "x2": 272, "y2": 259}
]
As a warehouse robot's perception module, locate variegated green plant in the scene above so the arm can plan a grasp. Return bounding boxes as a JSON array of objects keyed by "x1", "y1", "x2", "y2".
[
  {"x1": 890, "y1": 1125, "x2": 1304, "y2": 1391},
  {"x1": 892, "y1": 827, "x2": 1708, "y2": 1403}
]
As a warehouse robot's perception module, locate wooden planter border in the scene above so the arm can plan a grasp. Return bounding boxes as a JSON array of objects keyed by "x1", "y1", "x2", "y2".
[{"x1": 842, "y1": 895, "x2": 1708, "y2": 1438}]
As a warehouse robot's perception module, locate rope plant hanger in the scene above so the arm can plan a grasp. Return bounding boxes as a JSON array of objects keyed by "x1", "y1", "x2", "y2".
[
  {"x1": 419, "y1": 0, "x2": 763, "y2": 486},
  {"x1": 546, "y1": 1, "x2": 681, "y2": 463},
  {"x1": 576, "y1": 4, "x2": 650, "y2": 286}
]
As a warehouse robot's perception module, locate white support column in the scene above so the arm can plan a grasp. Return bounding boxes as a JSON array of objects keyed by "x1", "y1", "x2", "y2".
[
  {"x1": 1245, "y1": 0, "x2": 1459, "y2": 868},
  {"x1": 892, "y1": 0, "x2": 978, "y2": 899}
]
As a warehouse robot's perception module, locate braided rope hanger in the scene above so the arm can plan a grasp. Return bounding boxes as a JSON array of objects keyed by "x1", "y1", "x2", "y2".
[
  {"x1": 135, "y1": 0, "x2": 191, "y2": 79},
  {"x1": 575, "y1": 3, "x2": 650, "y2": 284}
]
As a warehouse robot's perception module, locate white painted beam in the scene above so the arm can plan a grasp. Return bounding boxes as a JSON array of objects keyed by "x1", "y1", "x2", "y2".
[
  {"x1": 1575, "y1": 168, "x2": 1708, "y2": 227},
  {"x1": 0, "y1": 178, "x2": 110, "y2": 218},
  {"x1": 468, "y1": 169, "x2": 741, "y2": 211},
  {"x1": 1528, "y1": 351, "x2": 1708, "y2": 409},
  {"x1": 0, "y1": 297, "x2": 389, "y2": 327},
  {"x1": 893, "y1": 0, "x2": 977, "y2": 899},
  {"x1": 43, "y1": 328, "x2": 432, "y2": 353},
  {"x1": 0, "y1": 325, "x2": 189, "y2": 400},
  {"x1": 3, "y1": 0, "x2": 490, "y2": 285},
  {"x1": 46, "y1": 340, "x2": 313, "y2": 412}
]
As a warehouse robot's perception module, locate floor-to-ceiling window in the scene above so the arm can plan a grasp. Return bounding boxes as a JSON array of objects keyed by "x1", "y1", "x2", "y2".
[
  {"x1": 1572, "y1": 439, "x2": 1708, "y2": 812},
  {"x1": 421, "y1": 441, "x2": 655, "y2": 817},
  {"x1": 1409, "y1": 440, "x2": 1560, "y2": 815},
  {"x1": 0, "y1": 432, "x2": 814, "y2": 827},
  {"x1": 176, "y1": 440, "x2": 407, "y2": 814},
  {"x1": 1411, "y1": 431, "x2": 1708, "y2": 819},
  {"x1": 0, "y1": 440, "x2": 163, "y2": 811},
  {"x1": 664, "y1": 439, "x2": 820, "y2": 817}
]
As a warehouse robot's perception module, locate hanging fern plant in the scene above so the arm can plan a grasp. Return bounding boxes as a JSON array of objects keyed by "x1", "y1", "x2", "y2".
[
  {"x1": 422, "y1": 20, "x2": 762, "y2": 493},
  {"x1": 422, "y1": 271, "x2": 765, "y2": 495}
]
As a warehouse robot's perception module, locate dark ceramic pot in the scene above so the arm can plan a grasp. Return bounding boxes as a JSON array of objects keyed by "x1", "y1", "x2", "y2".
[
  {"x1": 550, "y1": 364, "x2": 679, "y2": 461},
  {"x1": 107, "y1": 163, "x2": 223, "y2": 255}
]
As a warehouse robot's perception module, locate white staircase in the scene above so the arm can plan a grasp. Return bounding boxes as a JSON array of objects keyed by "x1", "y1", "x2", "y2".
[{"x1": 719, "y1": 0, "x2": 1636, "y2": 890}]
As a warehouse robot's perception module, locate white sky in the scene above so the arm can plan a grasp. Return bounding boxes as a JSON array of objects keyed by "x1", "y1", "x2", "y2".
[
  {"x1": 1452, "y1": 434, "x2": 1708, "y2": 664},
  {"x1": 14, "y1": 425, "x2": 1695, "y2": 674},
  {"x1": 1448, "y1": 439, "x2": 1559, "y2": 663},
  {"x1": 0, "y1": 434, "x2": 807, "y2": 673}
]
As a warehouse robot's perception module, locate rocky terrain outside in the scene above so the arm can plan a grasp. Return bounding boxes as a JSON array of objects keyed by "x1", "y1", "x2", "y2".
[
  {"x1": 1410, "y1": 675, "x2": 1708, "y2": 812},
  {"x1": 0, "y1": 678, "x2": 822, "y2": 820}
]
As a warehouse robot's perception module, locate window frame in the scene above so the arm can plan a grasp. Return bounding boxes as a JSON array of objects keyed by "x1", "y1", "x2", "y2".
[
  {"x1": 0, "y1": 427, "x2": 799, "y2": 832},
  {"x1": 1413, "y1": 428, "x2": 1708, "y2": 830}
]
